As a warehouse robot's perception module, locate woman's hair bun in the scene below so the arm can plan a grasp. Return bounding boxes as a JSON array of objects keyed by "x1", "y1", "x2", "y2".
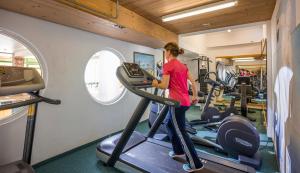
[{"x1": 179, "y1": 48, "x2": 184, "y2": 55}]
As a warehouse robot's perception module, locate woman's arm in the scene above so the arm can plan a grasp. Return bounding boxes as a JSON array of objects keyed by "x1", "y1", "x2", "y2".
[{"x1": 152, "y1": 75, "x2": 170, "y2": 89}]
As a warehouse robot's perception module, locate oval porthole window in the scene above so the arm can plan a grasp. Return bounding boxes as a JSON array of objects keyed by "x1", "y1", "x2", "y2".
[
  {"x1": 84, "y1": 49, "x2": 125, "y2": 105},
  {"x1": 0, "y1": 31, "x2": 43, "y2": 125}
]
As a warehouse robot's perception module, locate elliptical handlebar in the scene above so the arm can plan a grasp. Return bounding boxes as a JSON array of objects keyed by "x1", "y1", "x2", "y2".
[{"x1": 204, "y1": 72, "x2": 223, "y2": 87}]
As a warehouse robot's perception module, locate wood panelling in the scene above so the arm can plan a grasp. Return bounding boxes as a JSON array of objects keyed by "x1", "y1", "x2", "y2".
[
  {"x1": 119, "y1": 0, "x2": 276, "y2": 34},
  {"x1": 0, "y1": 0, "x2": 276, "y2": 46},
  {"x1": 0, "y1": 0, "x2": 177, "y2": 48},
  {"x1": 216, "y1": 54, "x2": 266, "y2": 59}
]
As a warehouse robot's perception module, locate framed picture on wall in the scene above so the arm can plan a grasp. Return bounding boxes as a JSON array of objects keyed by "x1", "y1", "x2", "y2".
[{"x1": 133, "y1": 52, "x2": 155, "y2": 75}]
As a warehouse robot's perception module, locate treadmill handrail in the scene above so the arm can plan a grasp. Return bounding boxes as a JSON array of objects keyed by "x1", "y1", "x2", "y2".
[
  {"x1": 0, "y1": 92, "x2": 61, "y2": 111},
  {"x1": 117, "y1": 66, "x2": 180, "y2": 107}
]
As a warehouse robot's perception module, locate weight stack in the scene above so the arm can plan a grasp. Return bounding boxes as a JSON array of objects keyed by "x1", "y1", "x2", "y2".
[{"x1": 199, "y1": 69, "x2": 208, "y2": 94}]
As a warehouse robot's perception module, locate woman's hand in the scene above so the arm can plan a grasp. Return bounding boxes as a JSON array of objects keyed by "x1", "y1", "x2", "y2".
[
  {"x1": 191, "y1": 96, "x2": 198, "y2": 105},
  {"x1": 152, "y1": 79, "x2": 159, "y2": 88}
]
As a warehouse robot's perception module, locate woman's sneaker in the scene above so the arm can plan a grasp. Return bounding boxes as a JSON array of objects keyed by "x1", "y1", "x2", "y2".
[
  {"x1": 183, "y1": 164, "x2": 204, "y2": 173},
  {"x1": 169, "y1": 151, "x2": 185, "y2": 158}
]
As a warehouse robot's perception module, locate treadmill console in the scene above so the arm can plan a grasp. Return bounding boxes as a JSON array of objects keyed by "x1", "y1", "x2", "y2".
[
  {"x1": 123, "y1": 63, "x2": 144, "y2": 78},
  {"x1": 0, "y1": 66, "x2": 45, "y2": 96},
  {"x1": 122, "y1": 63, "x2": 153, "y2": 87},
  {"x1": 117, "y1": 62, "x2": 179, "y2": 106}
]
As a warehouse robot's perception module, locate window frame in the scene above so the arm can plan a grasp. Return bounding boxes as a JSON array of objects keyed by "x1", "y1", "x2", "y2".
[
  {"x1": 0, "y1": 27, "x2": 46, "y2": 125},
  {"x1": 84, "y1": 48, "x2": 127, "y2": 105}
]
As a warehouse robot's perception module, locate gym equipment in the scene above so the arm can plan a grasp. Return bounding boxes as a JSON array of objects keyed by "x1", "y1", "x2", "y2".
[
  {"x1": 149, "y1": 104, "x2": 261, "y2": 169},
  {"x1": 235, "y1": 76, "x2": 257, "y2": 121},
  {"x1": 216, "y1": 61, "x2": 238, "y2": 93},
  {"x1": 0, "y1": 66, "x2": 61, "y2": 173},
  {"x1": 251, "y1": 76, "x2": 267, "y2": 99},
  {"x1": 96, "y1": 62, "x2": 256, "y2": 173},
  {"x1": 147, "y1": 76, "x2": 261, "y2": 169},
  {"x1": 190, "y1": 72, "x2": 238, "y2": 125},
  {"x1": 192, "y1": 56, "x2": 212, "y2": 94},
  {"x1": 191, "y1": 114, "x2": 262, "y2": 169}
]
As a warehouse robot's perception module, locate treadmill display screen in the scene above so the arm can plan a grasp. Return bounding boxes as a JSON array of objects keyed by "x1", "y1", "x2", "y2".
[{"x1": 123, "y1": 63, "x2": 144, "y2": 78}]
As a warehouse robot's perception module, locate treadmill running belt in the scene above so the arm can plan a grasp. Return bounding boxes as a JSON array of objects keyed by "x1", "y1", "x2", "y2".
[{"x1": 122, "y1": 141, "x2": 246, "y2": 173}]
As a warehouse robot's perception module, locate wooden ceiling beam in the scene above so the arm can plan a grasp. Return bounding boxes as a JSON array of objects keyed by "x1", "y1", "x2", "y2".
[
  {"x1": 0, "y1": 0, "x2": 178, "y2": 48},
  {"x1": 216, "y1": 54, "x2": 266, "y2": 59}
]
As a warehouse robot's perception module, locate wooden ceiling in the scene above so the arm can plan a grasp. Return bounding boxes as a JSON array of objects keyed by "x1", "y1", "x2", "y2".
[
  {"x1": 0, "y1": 0, "x2": 276, "y2": 48},
  {"x1": 119, "y1": 0, "x2": 276, "y2": 34},
  {"x1": 0, "y1": 0, "x2": 178, "y2": 48}
]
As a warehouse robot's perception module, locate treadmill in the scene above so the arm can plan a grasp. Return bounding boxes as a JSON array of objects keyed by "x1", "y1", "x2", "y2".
[
  {"x1": 96, "y1": 62, "x2": 256, "y2": 173},
  {"x1": 0, "y1": 66, "x2": 61, "y2": 173}
]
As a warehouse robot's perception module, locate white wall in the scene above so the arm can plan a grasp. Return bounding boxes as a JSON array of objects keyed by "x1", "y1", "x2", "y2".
[
  {"x1": 268, "y1": 0, "x2": 300, "y2": 172},
  {"x1": 179, "y1": 25, "x2": 264, "y2": 82},
  {"x1": 179, "y1": 35, "x2": 206, "y2": 55},
  {"x1": 206, "y1": 43, "x2": 261, "y2": 57},
  {"x1": 0, "y1": 9, "x2": 163, "y2": 165},
  {"x1": 179, "y1": 25, "x2": 263, "y2": 57},
  {"x1": 205, "y1": 26, "x2": 263, "y2": 48}
]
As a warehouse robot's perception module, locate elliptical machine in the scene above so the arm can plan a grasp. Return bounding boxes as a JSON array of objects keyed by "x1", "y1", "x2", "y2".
[
  {"x1": 191, "y1": 113, "x2": 262, "y2": 169},
  {"x1": 148, "y1": 73, "x2": 262, "y2": 169},
  {"x1": 149, "y1": 95, "x2": 262, "y2": 169},
  {"x1": 190, "y1": 72, "x2": 239, "y2": 125}
]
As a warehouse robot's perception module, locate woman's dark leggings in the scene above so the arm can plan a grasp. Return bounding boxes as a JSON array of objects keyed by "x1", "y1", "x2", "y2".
[{"x1": 165, "y1": 106, "x2": 203, "y2": 169}]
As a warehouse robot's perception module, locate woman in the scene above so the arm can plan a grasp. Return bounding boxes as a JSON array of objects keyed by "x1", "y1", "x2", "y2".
[{"x1": 152, "y1": 42, "x2": 203, "y2": 172}]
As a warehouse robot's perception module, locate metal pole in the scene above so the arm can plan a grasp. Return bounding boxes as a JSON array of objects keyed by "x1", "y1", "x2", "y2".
[
  {"x1": 106, "y1": 97, "x2": 150, "y2": 166},
  {"x1": 202, "y1": 85, "x2": 216, "y2": 112},
  {"x1": 240, "y1": 83, "x2": 247, "y2": 117},
  {"x1": 198, "y1": 58, "x2": 200, "y2": 82},
  {"x1": 207, "y1": 57, "x2": 210, "y2": 72},
  {"x1": 22, "y1": 92, "x2": 40, "y2": 164},
  {"x1": 147, "y1": 105, "x2": 169, "y2": 138}
]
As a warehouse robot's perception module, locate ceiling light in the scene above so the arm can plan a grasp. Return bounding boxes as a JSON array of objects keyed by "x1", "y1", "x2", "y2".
[
  {"x1": 263, "y1": 58, "x2": 266, "y2": 61},
  {"x1": 162, "y1": 0, "x2": 238, "y2": 22},
  {"x1": 232, "y1": 57, "x2": 254, "y2": 60},
  {"x1": 227, "y1": 29, "x2": 232, "y2": 32},
  {"x1": 234, "y1": 59, "x2": 256, "y2": 62},
  {"x1": 202, "y1": 23, "x2": 211, "y2": 27}
]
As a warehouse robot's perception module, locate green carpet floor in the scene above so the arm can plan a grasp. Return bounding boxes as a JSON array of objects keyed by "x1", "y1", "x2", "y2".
[{"x1": 34, "y1": 106, "x2": 279, "y2": 173}]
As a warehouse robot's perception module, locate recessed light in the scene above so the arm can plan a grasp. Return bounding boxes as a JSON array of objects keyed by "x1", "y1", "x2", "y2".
[
  {"x1": 162, "y1": 0, "x2": 238, "y2": 22},
  {"x1": 202, "y1": 23, "x2": 211, "y2": 27},
  {"x1": 234, "y1": 59, "x2": 255, "y2": 62},
  {"x1": 227, "y1": 29, "x2": 232, "y2": 32},
  {"x1": 232, "y1": 57, "x2": 254, "y2": 60}
]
